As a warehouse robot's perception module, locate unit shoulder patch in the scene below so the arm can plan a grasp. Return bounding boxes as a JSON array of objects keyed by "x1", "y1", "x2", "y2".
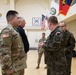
[{"x1": 56, "y1": 31, "x2": 61, "y2": 35}]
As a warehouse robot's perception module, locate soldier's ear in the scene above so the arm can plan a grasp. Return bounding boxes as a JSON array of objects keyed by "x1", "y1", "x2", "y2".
[
  {"x1": 18, "y1": 20, "x2": 21, "y2": 24},
  {"x1": 10, "y1": 17, "x2": 13, "y2": 22}
]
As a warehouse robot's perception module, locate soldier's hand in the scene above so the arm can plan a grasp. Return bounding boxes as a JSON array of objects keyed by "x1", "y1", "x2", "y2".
[
  {"x1": 39, "y1": 42, "x2": 44, "y2": 47},
  {"x1": 6, "y1": 69, "x2": 14, "y2": 75}
]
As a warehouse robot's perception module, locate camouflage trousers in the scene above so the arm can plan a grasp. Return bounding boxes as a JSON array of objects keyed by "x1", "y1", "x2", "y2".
[
  {"x1": 37, "y1": 48, "x2": 44, "y2": 64},
  {"x1": 65, "y1": 52, "x2": 72, "y2": 75},
  {"x1": 2, "y1": 69, "x2": 24, "y2": 75},
  {"x1": 25, "y1": 53, "x2": 27, "y2": 68},
  {"x1": 47, "y1": 65, "x2": 66, "y2": 75}
]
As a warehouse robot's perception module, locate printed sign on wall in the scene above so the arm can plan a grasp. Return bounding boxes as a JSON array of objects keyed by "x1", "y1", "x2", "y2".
[{"x1": 32, "y1": 17, "x2": 41, "y2": 26}]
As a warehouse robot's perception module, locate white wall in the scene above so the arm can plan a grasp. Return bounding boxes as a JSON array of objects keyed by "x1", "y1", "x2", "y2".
[
  {"x1": 0, "y1": 0, "x2": 10, "y2": 30},
  {"x1": 67, "y1": 20, "x2": 76, "y2": 39},
  {"x1": 0, "y1": 0, "x2": 10, "y2": 23},
  {"x1": 15, "y1": 0, "x2": 49, "y2": 26}
]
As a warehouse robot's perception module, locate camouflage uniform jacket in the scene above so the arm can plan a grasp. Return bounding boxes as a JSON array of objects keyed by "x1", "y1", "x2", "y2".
[
  {"x1": 38, "y1": 38, "x2": 46, "y2": 54},
  {"x1": 43, "y1": 26, "x2": 66, "y2": 66},
  {"x1": 0, "y1": 24, "x2": 26, "y2": 74},
  {"x1": 64, "y1": 30, "x2": 75, "y2": 55},
  {"x1": 38, "y1": 38, "x2": 46, "y2": 49}
]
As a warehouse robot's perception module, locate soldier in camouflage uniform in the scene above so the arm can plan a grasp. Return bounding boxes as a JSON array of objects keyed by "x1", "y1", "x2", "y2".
[
  {"x1": 36, "y1": 33, "x2": 46, "y2": 69},
  {"x1": 0, "y1": 10, "x2": 26, "y2": 75},
  {"x1": 41, "y1": 16, "x2": 67, "y2": 75},
  {"x1": 59, "y1": 21, "x2": 75, "y2": 75}
]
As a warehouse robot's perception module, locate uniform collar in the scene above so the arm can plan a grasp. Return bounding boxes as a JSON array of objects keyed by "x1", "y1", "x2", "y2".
[
  {"x1": 51, "y1": 26, "x2": 60, "y2": 34},
  {"x1": 7, "y1": 24, "x2": 18, "y2": 32},
  {"x1": 7, "y1": 23, "x2": 16, "y2": 29},
  {"x1": 19, "y1": 25, "x2": 22, "y2": 28}
]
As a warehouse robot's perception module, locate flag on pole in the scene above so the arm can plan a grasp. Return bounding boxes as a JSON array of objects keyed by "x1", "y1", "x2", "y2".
[
  {"x1": 72, "y1": 0, "x2": 76, "y2": 5},
  {"x1": 41, "y1": 14, "x2": 46, "y2": 30},
  {"x1": 59, "y1": 0, "x2": 74, "y2": 16}
]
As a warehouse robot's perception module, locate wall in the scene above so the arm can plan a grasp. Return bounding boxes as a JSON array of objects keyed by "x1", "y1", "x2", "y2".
[
  {"x1": 15, "y1": 0, "x2": 49, "y2": 26},
  {"x1": 0, "y1": 0, "x2": 10, "y2": 29},
  {"x1": 67, "y1": 19, "x2": 76, "y2": 39}
]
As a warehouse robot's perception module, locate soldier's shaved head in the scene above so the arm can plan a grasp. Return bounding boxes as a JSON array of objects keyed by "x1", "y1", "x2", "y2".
[
  {"x1": 48, "y1": 16, "x2": 59, "y2": 31},
  {"x1": 6, "y1": 10, "x2": 18, "y2": 22},
  {"x1": 48, "y1": 16, "x2": 58, "y2": 25}
]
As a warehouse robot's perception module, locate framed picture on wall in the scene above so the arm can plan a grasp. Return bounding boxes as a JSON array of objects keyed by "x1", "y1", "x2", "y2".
[{"x1": 32, "y1": 17, "x2": 41, "y2": 26}]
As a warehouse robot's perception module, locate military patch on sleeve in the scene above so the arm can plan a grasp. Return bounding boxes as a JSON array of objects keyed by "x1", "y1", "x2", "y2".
[
  {"x1": 56, "y1": 32, "x2": 61, "y2": 35},
  {"x1": 2, "y1": 34, "x2": 9, "y2": 38},
  {"x1": 53, "y1": 31, "x2": 62, "y2": 43}
]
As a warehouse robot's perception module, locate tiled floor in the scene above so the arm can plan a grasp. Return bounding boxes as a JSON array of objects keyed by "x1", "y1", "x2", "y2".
[{"x1": 0, "y1": 50, "x2": 76, "y2": 75}]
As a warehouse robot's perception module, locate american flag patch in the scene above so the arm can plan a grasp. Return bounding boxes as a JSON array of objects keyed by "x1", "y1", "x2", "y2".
[{"x1": 2, "y1": 34, "x2": 9, "y2": 38}]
